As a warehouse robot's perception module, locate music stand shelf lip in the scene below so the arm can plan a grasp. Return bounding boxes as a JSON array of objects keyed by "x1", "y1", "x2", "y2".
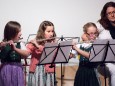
[
  {"x1": 89, "y1": 61, "x2": 115, "y2": 63},
  {"x1": 38, "y1": 62, "x2": 69, "y2": 65}
]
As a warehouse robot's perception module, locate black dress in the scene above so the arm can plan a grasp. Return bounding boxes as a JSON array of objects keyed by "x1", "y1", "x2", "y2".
[{"x1": 74, "y1": 44, "x2": 99, "y2": 86}]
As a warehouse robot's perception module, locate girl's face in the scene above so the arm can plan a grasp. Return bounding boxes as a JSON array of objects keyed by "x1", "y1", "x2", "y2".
[
  {"x1": 106, "y1": 7, "x2": 115, "y2": 23},
  {"x1": 86, "y1": 26, "x2": 98, "y2": 41},
  {"x1": 44, "y1": 26, "x2": 54, "y2": 39},
  {"x1": 13, "y1": 31, "x2": 22, "y2": 42}
]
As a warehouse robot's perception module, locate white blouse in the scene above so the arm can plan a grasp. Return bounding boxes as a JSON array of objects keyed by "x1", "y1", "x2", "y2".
[{"x1": 96, "y1": 22, "x2": 112, "y2": 39}]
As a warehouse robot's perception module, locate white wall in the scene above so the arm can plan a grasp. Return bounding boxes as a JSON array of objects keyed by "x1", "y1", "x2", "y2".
[{"x1": 0, "y1": 0, "x2": 113, "y2": 42}]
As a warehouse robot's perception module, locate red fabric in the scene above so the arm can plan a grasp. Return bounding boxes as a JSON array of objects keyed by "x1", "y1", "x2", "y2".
[
  {"x1": 45, "y1": 64, "x2": 55, "y2": 73},
  {"x1": 26, "y1": 42, "x2": 55, "y2": 73},
  {"x1": 26, "y1": 43, "x2": 44, "y2": 72}
]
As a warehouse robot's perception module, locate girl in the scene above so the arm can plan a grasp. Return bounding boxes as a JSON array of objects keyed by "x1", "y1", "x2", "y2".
[
  {"x1": 73, "y1": 22, "x2": 99, "y2": 86},
  {"x1": 0, "y1": 21, "x2": 30, "y2": 86},
  {"x1": 26, "y1": 20, "x2": 57, "y2": 86}
]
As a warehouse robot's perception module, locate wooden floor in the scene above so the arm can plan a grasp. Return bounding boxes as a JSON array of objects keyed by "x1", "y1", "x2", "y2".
[{"x1": 55, "y1": 64, "x2": 109, "y2": 86}]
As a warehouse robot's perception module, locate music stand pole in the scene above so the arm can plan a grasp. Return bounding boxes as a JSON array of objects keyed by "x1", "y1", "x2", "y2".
[
  {"x1": 59, "y1": 36, "x2": 65, "y2": 86},
  {"x1": 103, "y1": 41, "x2": 109, "y2": 86},
  {"x1": 50, "y1": 42, "x2": 65, "y2": 86},
  {"x1": 50, "y1": 43, "x2": 61, "y2": 86},
  {"x1": 56, "y1": 36, "x2": 79, "y2": 86},
  {"x1": 48, "y1": 42, "x2": 68, "y2": 86}
]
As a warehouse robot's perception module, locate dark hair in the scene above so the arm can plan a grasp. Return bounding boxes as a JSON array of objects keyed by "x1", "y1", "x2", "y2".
[
  {"x1": 3, "y1": 21, "x2": 21, "y2": 41},
  {"x1": 36, "y1": 20, "x2": 56, "y2": 40},
  {"x1": 98, "y1": 1, "x2": 115, "y2": 30}
]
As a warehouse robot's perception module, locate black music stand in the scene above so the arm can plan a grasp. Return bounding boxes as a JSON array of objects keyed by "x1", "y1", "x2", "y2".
[
  {"x1": 39, "y1": 40, "x2": 72, "y2": 86},
  {"x1": 89, "y1": 39, "x2": 115, "y2": 86}
]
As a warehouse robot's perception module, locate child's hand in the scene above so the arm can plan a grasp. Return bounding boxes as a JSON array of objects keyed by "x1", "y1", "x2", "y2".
[
  {"x1": 72, "y1": 40, "x2": 77, "y2": 50},
  {"x1": 30, "y1": 39, "x2": 39, "y2": 49},
  {"x1": 8, "y1": 40, "x2": 16, "y2": 50},
  {"x1": 0, "y1": 42, "x2": 7, "y2": 47},
  {"x1": 81, "y1": 33, "x2": 89, "y2": 41},
  {"x1": 0, "y1": 40, "x2": 13, "y2": 47}
]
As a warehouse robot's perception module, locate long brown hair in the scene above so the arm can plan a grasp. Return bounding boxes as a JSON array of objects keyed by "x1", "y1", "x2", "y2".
[
  {"x1": 98, "y1": 1, "x2": 115, "y2": 30},
  {"x1": 3, "y1": 21, "x2": 21, "y2": 41},
  {"x1": 36, "y1": 20, "x2": 56, "y2": 40}
]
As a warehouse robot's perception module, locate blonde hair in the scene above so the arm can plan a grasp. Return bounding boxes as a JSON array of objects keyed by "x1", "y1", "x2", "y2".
[{"x1": 83, "y1": 22, "x2": 97, "y2": 33}]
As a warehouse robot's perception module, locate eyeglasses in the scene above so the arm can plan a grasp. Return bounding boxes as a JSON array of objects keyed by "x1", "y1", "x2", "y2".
[
  {"x1": 86, "y1": 32, "x2": 98, "y2": 36},
  {"x1": 106, "y1": 11, "x2": 115, "y2": 16},
  {"x1": 86, "y1": 32, "x2": 98, "y2": 41}
]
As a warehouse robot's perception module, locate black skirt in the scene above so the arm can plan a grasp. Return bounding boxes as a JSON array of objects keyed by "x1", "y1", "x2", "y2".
[{"x1": 74, "y1": 62, "x2": 99, "y2": 86}]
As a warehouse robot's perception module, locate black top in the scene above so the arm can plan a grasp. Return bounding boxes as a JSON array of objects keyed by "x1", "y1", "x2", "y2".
[
  {"x1": 0, "y1": 42, "x2": 21, "y2": 63},
  {"x1": 109, "y1": 23, "x2": 115, "y2": 39}
]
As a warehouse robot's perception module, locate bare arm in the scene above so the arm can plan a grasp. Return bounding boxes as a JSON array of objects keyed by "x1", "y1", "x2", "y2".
[
  {"x1": 29, "y1": 39, "x2": 40, "y2": 49},
  {"x1": 10, "y1": 41, "x2": 30, "y2": 58},
  {"x1": 0, "y1": 41, "x2": 30, "y2": 58},
  {"x1": 14, "y1": 48, "x2": 30, "y2": 58}
]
